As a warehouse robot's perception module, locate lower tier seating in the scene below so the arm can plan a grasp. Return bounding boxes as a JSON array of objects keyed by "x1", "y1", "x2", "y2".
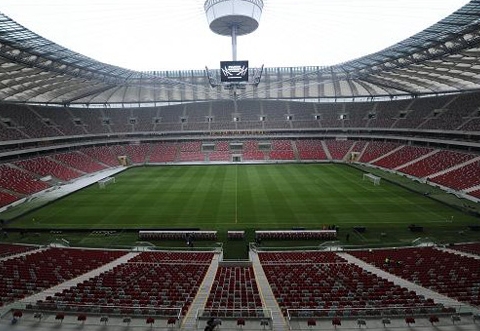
[
  {"x1": 0, "y1": 248, "x2": 127, "y2": 307},
  {"x1": 204, "y1": 266, "x2": 263, "y2": 317},
  {"x1": 350, "y1": 247, "x2": 480, "y2": 307},
  {"x1": 259, "y1": 252, "x2": 442, "y2": 317}
]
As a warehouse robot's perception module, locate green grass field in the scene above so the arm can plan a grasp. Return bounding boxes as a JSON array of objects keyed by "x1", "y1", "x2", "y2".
[{"x1": 4, "y1": 163, "x2": 479, "y2": 256}]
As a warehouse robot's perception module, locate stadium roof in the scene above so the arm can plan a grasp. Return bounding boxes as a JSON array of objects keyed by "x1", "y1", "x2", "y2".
[{"x1": 1, "y1": 1, "x2": 480, "y2": 105}]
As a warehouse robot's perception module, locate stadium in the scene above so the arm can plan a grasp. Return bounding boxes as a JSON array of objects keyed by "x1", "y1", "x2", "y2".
[{"x1": 0, "y1": 0, "x2": 480, "y2": 330}]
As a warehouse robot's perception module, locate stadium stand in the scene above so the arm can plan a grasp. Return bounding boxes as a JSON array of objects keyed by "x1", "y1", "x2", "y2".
[
  {"x1": 259, "y1": 251, "x2": 442, "y2": 317},
  {"x1": 0, "y1": 104, "x2": 62, "y2": 139},
  {"x1": 372, "y1": 146, "x2": 433, "y2": 170},
  {"x1": 398, "y1": 150, "x2": 476, "y2": 178},
  {"x1": 204, "y1": 265, "x2": 263, "y2": 317},
  {"x1": 350, "y1": 247, "x2": 480, "y2": 307},
  {"x1": 359, "y1": 142, "x2": 401, "y2": 163},
  {"x1": 104, "y1": 108, "x2": 132, "y2": 133},
  {"x1": 468, "y1": 189, "x2": 480, "y2": 199},
  {"x1": 325, "y1": 140, "x2": 355, "y2": 161},
  {"x1": 0, "y1": 247, "x2": 127, "y2": 307},
  {"x1": 179, "y1": 141, "x2": 205, "y2": 162},
  {"x1": 15, "y1": 156, "x2": 83, "y2": 182},
  {"x1": 450, "y1": 243, "x2": 480, "y2": 256},
  {"x1": 40, "y1": 251, "x2": 213, "y2": 316},
  {"x1": 149, "y1": 142, "x2": 178, "y2": 163},
  {"x1": 0, "y1": 164, "x2": 50, "y2": 195},
  {"x1": 72, "y1": 108, "x2": 110, "y2": 135},
  {"x1": 367, "y1": 99, "x2": 409, "y2": 128},
  {"x1": 29, "y1": 105, "x2": 86, "y2": 136},
  {"x1": 242, "y1": 140, "x2": 265, "y2": 161},
  {"x1": 0, "y1": 243, "x2": 38, "y2": 258},
  {"x1": 131, "y1": 107, "x2": 157, "y2": 132},
  {"x1": 0, "y1": 191, "x2": 20, "y2": 208},
  {"x1": 295, "y1": 140, "x2": 328, "y2": 160},
  {"x1": 269, "y1": 140, "x2": 295, "y2": 160},
  {"x1": 124, "y1": 144, "x2": 151, "y2": 164},
  {"x1": 53, "y1": 151, "x2": 106, "y2": 174},
  {"x1": 419, "y1": 93, "x2": 480, "y2": 131},
  {"x1": 80, "y1": 146, "x2": 121, "y2": 167},
  {"x1": 429, "y1": 160, "x2": 480, "y2": 191}
]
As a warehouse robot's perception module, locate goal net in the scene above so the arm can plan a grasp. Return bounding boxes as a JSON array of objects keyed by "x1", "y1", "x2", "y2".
[
  {"x1": 363, "y1": 173, "x2": 381, "y2": 186},
  {"x1": 98, "y1": 177, "x2": 116, "y2": 189}
]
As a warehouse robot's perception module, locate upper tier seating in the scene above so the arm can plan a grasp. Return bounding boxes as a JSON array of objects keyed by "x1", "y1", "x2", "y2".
[
  {"x1": 398, "y1": 150, "x2": 475, "y2": 178},
  {"x1": 2, "y1": 92, "x2": 480, "y2": 142},
  {"x1": 0, "y1": 248, "x2": 127, "y2": 306},
  {"x1": 29, "y1": 105, "x2": 86, "y2": 136},
  {"x1": 459, "y1": 118, "x2": 480, "y2": 131},
  {"x1": 15, "y1": 156, "x2": 83, "y2": 182},
  {"x1": 430, "y1": 160, "x2": 480, "y2": 190},
  {"x1": 41, "y1": 251, "x2": 213, "y2": 315},
  {"x1": 419, "y1": 93, "x2": 480, "y2": 131},
  {"x1": 367, "y1": 99, "x2": 410, "y2": 128},
  {"x1": 392, "y1": 95, "x2": 455, "y2": 129},
  {"x1": 0, "y1": 104, "x2": 61, "y2": 139},
  {"x1": 0, "y1": 164, "x2": 50, "y2": 195},
  {"x1": 259, "y1": 252, "x2": 440, "y2": 317},
  {"x1": 343, "y1": 102, "x2": 371, "y2": 128},
  {"x1": 317, "y1": 103, "x2": 343, "y2": 128},
  {"x1": 205, "y1": 266, "x2": 263, "y2": 317},
  {"x1": 373, "y1": 146, "x2": 433, "y2": 170},
  {"x1": 350, "y1": 247, "x2": 480, "y2": 307},
  {"x1": 72, "y1": 108, "x2": 110, "y2": 135},
  {"x1": 104, "y1": 108, "x2": 132, "y2": 133},
  {"x1": 131, "y1": 107, "x2": 157, "y2": 132}
]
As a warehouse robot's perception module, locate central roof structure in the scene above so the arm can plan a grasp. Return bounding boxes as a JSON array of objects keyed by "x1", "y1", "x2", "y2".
[{"x1": 1, "y1": 0, "x2": 480, "y2": 105}]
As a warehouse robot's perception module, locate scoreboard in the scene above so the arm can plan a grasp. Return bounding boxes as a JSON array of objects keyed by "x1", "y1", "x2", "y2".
[{"x1": 220, "y1": 61, "x2": 249, "y2": 83}]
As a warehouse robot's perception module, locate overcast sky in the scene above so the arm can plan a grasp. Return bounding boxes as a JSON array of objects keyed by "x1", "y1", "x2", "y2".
[{"x1": 1, "y1": 0, "x2": 471, "y2": 72}]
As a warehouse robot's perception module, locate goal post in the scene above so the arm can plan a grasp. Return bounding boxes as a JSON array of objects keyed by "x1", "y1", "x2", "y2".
[
  {"x1": 98, "y1": 176, "x2": 116, "y2": 189},
  {"x1": 363, "y1": 173, "x2": 381, "y2": 186}
]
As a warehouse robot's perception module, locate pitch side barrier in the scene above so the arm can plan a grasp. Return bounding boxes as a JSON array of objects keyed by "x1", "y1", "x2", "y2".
[
  {"x1": 138, "y1": 230, "x2": 217, "y2": 241},
  {"x1": 255, "y1": 230, "x2": 337, "y2": 240}
]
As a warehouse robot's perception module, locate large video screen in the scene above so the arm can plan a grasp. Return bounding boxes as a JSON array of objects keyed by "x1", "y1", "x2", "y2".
[{"x1": 220, "y1": 61, "x2": 249, "y2": 83}]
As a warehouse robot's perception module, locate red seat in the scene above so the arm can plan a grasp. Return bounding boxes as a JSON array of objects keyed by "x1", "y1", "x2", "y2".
[
  {"x1": 146, "y1": 317, "x2": 155, "y2": 325},
  {"x1": 332, "y1": 317, "x2": 341, "y2": 327},
  {"x1": 429, "y1": 315, "x2": 439, "y2": 324}
]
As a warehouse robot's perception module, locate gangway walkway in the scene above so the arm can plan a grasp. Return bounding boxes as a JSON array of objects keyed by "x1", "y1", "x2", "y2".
[
  {"x1": 250, "y1": 249, "x2": 288, "y2": 331},
  {"x1": 181, "y1": 251, "x2": 221, "y2": 330}
]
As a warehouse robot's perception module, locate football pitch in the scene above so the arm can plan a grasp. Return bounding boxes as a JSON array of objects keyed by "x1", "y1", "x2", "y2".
[{"x1": 9, "y1": 163, "x2": 479, "y2": 249}]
